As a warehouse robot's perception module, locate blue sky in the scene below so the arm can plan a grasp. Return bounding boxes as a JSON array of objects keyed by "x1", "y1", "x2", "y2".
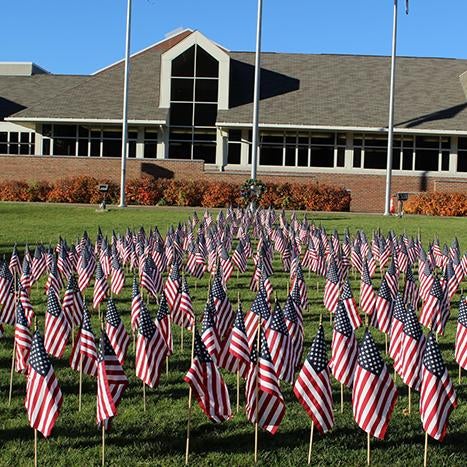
[{"x1": 2, "y1": 1, "x2": 467, "y2": 75}]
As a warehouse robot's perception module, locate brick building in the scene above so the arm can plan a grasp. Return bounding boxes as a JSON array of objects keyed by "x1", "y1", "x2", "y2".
[{"x1": 0, "y1": 28, "x2": 466, "y2": 212}]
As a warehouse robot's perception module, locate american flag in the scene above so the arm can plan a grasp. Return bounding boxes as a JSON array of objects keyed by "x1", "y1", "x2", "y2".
[
  {"x1": 142, "y1": 255, "x2": 162, "y2": 296},
  {"x1": 201, "y1": 298, "x2": 220, "y2": 361},
  {"x1": 9, "y1": 244, "x2": 21, "y2": 277},
  {"x1": 62, "y1": 274, "x2": 83, "y2": 328},
  {"x1": 444, "y1": 260, "x2": 459, "y2": 301},
  {"x1": 219, "y1": 245, "x2": 234, "y2": 283},
  {"x1": 329, "y1": 300, "x2": 358, "y2": 388},
  {"x1": 359, "y1": 261, "x2": 376, "y2": 315},
  {"x1": 370, "y1": 278, "x2": 393, "y2": 334},
  {"x1": 31, "y1": 245, "x2": 46, "y2": 284},
  {"x1": 130, "y1": 275, "x2": 143, "y2": 332},
  {"x1": 245, "y1": 289, "x2": 270, "y2": 349},
  {"x1": 57, "y1": 244, "x2": 72, "y2": 280},
  {"x1": 20, "y1": 257, "x2": 32, "y2": 292},
  {"x1": 232, "y1": 240, "x2": 247, "y2": 273},
  {"x1": 420, "y1": 333, "x2": 457, "y2": 441},
  {"x1": 211, "y1": 275, "x2": 233, "y2": 339},
  {"x1": 77, "y1": 248, "x2": 95, "y2": 293},
  {"x1": 15, "y1": 302, "x2": 32, "y2": 373},
  {"x1": 110, "y1": 254, "x2": 125, "y2": 296},
  {"x1": 352, "y1": 329, "x2": 398, "y2": 439},
  {"x1": 419, "y1": 261, "x2": 434, "y2": 303},
  {"x1": 0, "y1": 281, "x2": 16, "y2": 326},
  {"x1": 69, "y1": 303, "x2": 98, "y2": 377},
  {"x1": 283, "y1": 291, "x2": 304, "y2": 371},
  {"x1": 383, "y1": 259, "x2": 399, "y2": 300},
  {"x1": 45, "y1": 256, "x2": 63, "y2": 297},
  {"x1": 403, "y1": 264, "x2": 418, "y2": 310},
  {"x1": 291, "y1": 262, "x2": 308, "y2": 310},
  {"x1": 229, "y1": 303, "x2": 251, "y2": 377},
  {"x1": 105, "y1": 298, "x2": 130, "y2": 366},
  {"x1": 323, "y1": 257, "x2": 340, "y2": 313},
  {"x1": 264, "y1": 300, "x2": 294, "y2": 384},
  {"x1": 340, "y1": 279, "x2": 362, "y2": 329},
  {"x1": 25, "y1": 330, "x2": 63, "y2": 437},
  {"x1": 164, "y1": 261, "x2": 181, "y2": 315},
  {"x1": 0, "y1": 259, "x2": 13, "y2": 305},
  {"x1": 245, "y1": 328, "x2": 286, "y2": 435},
  {"x1": 44, "y1": 290, "x2": 70, "y2": 358},
  {"x1": 156, "y1": 292, "x2": 173, "y2": 356},
  {"x1": 420, "y1": 276, "x2": 449, "y2": 335},
  {"x1": 388, "y1": 294, "x2": 407, "y2": 375},
  {"x1": 96, "y1": 331, "x2": 129, "y2": 431},
  {"x1": 19, "y1": 284, "x2": 34, "y2": 326},
  {"x1": 93, "y1": 262, "x2": 109, "y2": 310},
  {"x1": 400, "y1": 304, "x2": 426, "y2": 391},
  {"x1": 173, "y1": 275, "x2": 195, "y2": 331},
  {"x1": 183, "y1": 330, "x2": 232, "y2": 423},
  {"x1": 294, "y1": 325, "x2": 334, "y2": 434},
  {"x1": 455, "y1": 297, "x2": 467, "y2": 371},
  {"x1": 135, "y1": 302, "x2": 168, "y2": 388}
]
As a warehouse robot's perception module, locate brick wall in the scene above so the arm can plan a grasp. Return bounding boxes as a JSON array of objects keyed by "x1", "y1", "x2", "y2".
[{"x1": 0, "y1": 155, "x2": 465, "y2": 213}]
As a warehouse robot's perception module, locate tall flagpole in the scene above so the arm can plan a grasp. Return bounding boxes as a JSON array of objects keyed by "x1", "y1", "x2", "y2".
[
  {"x1": 250, "y1": 0, "x2": 263, "y2": 181},
  {"x1": 119, "y1": 0, "x2": 132, "y2": 208},
  {"x1": 384, "y1": 0, "x2": 398, "y2": 216}
]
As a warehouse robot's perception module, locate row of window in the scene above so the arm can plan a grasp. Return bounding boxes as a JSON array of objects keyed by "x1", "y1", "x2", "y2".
[
  {"x1": 41, "y1": 125, "x2": 158, "y2": 158},
  {"x1": 226, "y1": 131, "x2": 467, "y2": 172},
  {"x1": 1, "y1": 127, "x2": 467, "y2": 172},
  {"x1": 0, "y1": 131, "x2": 35, "y2": 155}
]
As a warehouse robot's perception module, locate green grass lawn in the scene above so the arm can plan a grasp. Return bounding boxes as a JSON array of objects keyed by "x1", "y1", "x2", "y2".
[{"x1": 0, "y1": 202, "x2": 466, "y2": 466}]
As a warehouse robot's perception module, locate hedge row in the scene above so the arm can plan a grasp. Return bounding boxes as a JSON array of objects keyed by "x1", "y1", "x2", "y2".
[
  {"x1": 0, "y1": 176, "x2": 351, "y2": 211},
  {"x1": 404, "y1": 192, "x2": 467, "y2": 217}
]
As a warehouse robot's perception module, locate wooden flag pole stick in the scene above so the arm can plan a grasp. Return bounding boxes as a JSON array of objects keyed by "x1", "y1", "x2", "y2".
[
  {"x1": 408, "y1": 386, "x2": 412, "y2": 415},
  {"x1": 98, "y1": 304, "x2": 101, "y2": 321},
  {"x1": 423, "y1": 431, "x2": 428, "y2": 467},
  {"x1": 384, "y1": 333, "x2": 388, "y2": 355},
  {"x1": 101, "y1": 422, "x2": 105, "y2": 467},
  {"x1": 367, "y1": 432, "x2": 371, "y2": 466},
  {"x1": 459, "y1": 365, "x2": 462, "y2": 385},
  {"x1": 236, "y1": 369, "x2": 240, "y2": 414},
  {"x1": 143, "y1": 382, "x2": 146, "y2": 413},
  {"x1": 8, "y1": 340, "x2": 16, "y2": 406},
  {"x1": 307, "y1": 420, "x2": 314, "y2": 465},
  {"x1": 340, "y1": 383, "x2": 344, "y2": 414},
  {"x1": 185, "y1": 328, "x2": 196, "y2": 466},
  {"x1": 181, "y1": 326, "x2": 184, "y2": 352},
  {"x1": 254, "y1": 318, "x2": 261, "y2": 464},
  {"x1": 79, "y1": 354, "x2": 83, "y2": 412},
  {"x1": 133, "y1": 332, "x2": 136, "y2": 354},
  {"x1": 34, "y1": 429, "x2": 38, "y2": 467},
  {"x1": 166, "y1": 356, "x2": 169, "y2": 378}
]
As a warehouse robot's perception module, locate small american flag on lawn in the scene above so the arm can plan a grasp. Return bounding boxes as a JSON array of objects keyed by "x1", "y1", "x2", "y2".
[
  {"x1": 352, "y1": 329, "x2": 397, "y2": 439},
  {"x1": 25, "y1": 330, "x2": 63, "y2": 437}
]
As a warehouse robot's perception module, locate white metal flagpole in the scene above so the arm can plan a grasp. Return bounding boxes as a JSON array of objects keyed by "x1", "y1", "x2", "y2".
[
  {"x1": 119, "y1": 0, "x2": 132, "y2": 208},
  {"x1": 250, "y1": 0, "x2": 263, "y2": 181},
  {"x1": 384, "y1": 0, "x2": 398, "y2": 216}
]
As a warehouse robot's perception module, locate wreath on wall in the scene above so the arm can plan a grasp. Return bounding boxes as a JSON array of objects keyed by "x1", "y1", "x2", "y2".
[{"x1": 240, "y1": 178, "x2": 266, "y2": 207}]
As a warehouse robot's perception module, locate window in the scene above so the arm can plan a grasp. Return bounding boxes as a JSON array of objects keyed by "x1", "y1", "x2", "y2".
[
  {"x1": 227, "y1": 130, "x2": 241, "y2": 165},
  {"x1": 169, "y1": 44, "x2": 219, "y2": 163},
  {"x1": 458, "y1": 137, "x2": 467, "y2": 172}
]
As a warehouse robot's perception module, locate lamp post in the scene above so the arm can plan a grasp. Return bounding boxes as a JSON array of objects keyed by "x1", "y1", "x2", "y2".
[
  {"x1": 250, "y1": 0, "x2": 263, "y2": 182},
  {"x1": 119, "y1": 0, "x2": 132, "y2": 208},
  {"x1": 384, "y1": 0, "x2": 398, "y2": 216}
]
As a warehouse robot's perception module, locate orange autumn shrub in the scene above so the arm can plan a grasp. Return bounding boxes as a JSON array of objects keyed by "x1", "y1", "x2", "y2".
[
  {"x1": 126, "y1": 177, "x2": 166, "y2": 205},
  {"x1": 163, "y1": 179, "x2": 207, "y2": 206},
  {"x1": 201, "y1": 181, "x2": 237, "y2": 208},
  {"x1": 404, "y1": 192, "x2": 467, "y2": 217},
  {"x1": 259, "y1": 183, "x2": 293, "y2": 209},
  {"x1": 0, "y1": 180, "x2": 31, "y2": 201}
]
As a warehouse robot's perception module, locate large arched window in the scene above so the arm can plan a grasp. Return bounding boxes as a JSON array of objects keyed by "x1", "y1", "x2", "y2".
[{"x1": 168, "y1": 45, "x2": 219, "y2": 163}]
